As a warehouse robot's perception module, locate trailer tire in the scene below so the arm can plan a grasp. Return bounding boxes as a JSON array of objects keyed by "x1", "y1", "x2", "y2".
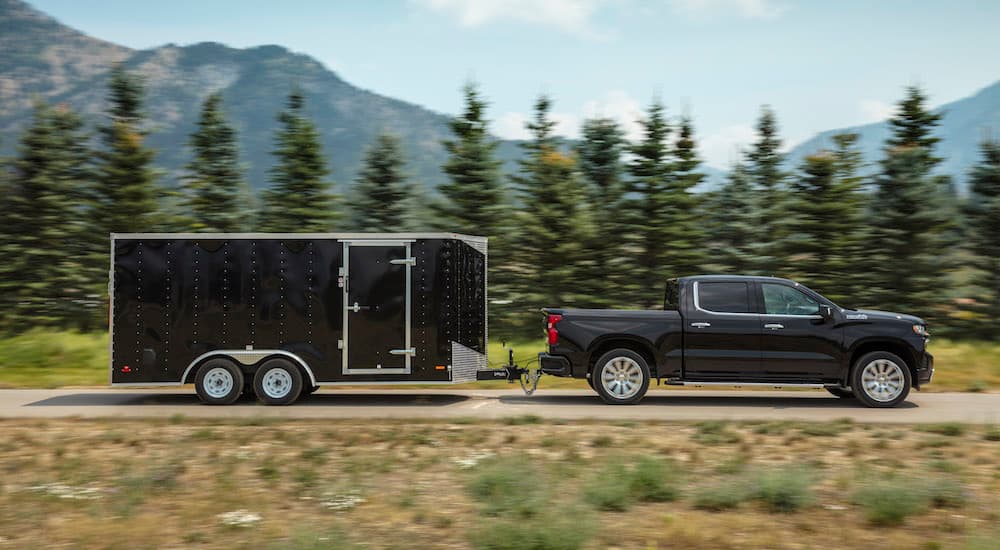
[
  {"x1": 194, "y1": 358, "x2": 244, "y2": 405},
  {"x1": 253, "y1": 358, "x2": 303, "y2": 406},
  {"x1": 593, "y1": 348, "x2": 650, "y2": 405}
]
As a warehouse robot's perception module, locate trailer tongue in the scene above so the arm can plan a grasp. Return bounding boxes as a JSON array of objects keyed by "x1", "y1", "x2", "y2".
[{"x1": 475, "y1": 347, "x2": 543, "y2": 396}]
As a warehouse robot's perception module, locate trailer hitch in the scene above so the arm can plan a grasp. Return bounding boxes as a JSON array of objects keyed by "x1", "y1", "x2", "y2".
[{"x1": 475, "y1": 347, "x2": 542, "y2": 396}]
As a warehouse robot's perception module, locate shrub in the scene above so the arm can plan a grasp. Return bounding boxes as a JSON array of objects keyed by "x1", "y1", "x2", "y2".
[
  {"x1": 468, "y1": 456, "x2": 543, "y2": 518},
  {"x1": 851, "y1": 478, "x2": 929, "y2": 525},
  {"x1": 583, "y1": 460, "x2": 633, "y2": 511},
  {"x1": 923, "y1": 477, "x2": 968, "y2": 508},
  {"x1": 984, "y1": 425, "x2": 1000, "y2": 442},
  {"x1": 749, "y1": 467, "x2": 814, "y2": 513},
  {"x1": 629, "y1": 456, "x2": 681, "y2": 502},
  {"x1": 692, "y1": 479, "x2": 750, "y2": 511},
  {"x1": 919, "y1": 423, "x2": 966, "y2": 437},
  {"x1": 692, "y1": 421, "x2": 742, "y2": 445},
  {"x1": 470, "y1": 508, "x2": 593, "y2": 550}
]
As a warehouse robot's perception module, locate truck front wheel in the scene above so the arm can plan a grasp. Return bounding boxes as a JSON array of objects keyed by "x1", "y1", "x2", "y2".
[
  {"x1": 593, "y1": 349, "x2": 650, "y2": 405},
  {"x1": 851, "y1": 351, "x2": 911, "y2": 408}
]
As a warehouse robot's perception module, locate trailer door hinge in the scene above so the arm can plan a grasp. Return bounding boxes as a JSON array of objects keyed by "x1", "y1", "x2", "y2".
[
  {"x1": 389, "y1": 348, "x2": 416, "y2": 356},
  {"x1": 390, "y1": 257, "x2": 416, "y2": 266},
  {"x1": 337, "y1": 339, "x2": 344, "y2": 350}
]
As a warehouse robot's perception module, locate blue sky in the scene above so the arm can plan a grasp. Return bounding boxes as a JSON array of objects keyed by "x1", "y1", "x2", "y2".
[{"x1": 31, "y1": 0, "x2": 1000, "y2": 168}]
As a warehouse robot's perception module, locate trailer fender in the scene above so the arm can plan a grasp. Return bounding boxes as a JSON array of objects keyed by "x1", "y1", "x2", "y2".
[{"x1": 181, "y1": 350, "x2": 318, "y2": 387}]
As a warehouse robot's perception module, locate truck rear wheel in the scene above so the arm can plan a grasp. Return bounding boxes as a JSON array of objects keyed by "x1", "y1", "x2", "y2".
[
  {"x1": 851, "y1": 351, "x2": 911, "y2": 408},
  {"x1": 593, "y1": 349, "x2": 650, "y2": 405},
  {"x1": 253, "y1": 358, "x2": 303, "y2": 406},
  {"x1": 194, "y1": 358, "x2": 244, "y2": 405}
]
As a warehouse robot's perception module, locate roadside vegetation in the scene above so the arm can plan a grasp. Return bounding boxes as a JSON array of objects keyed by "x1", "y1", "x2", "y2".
[
  {"x1": 1, "y1": 331, "x2": 997, "y2": 392},
  {"x1": 0, "y1": 418, "x2": 996, "y2": 548}
]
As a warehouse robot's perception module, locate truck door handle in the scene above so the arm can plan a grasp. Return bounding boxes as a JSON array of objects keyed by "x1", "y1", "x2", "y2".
[
  {"x1": 764, "y1": 323, "x2": 784, "y2": 330},
  {"x1": 691, "y1": 322, "x2": 711, "y2": 328}
]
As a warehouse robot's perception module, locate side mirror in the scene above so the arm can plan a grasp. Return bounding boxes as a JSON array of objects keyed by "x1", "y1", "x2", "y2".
[{"x1": 820, "y1": 305, "x2": 835, "y2": 322}]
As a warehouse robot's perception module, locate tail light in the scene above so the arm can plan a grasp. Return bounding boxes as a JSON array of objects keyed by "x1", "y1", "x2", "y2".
[{"x1": 546, "y1": 314, "x2": 563, "y2": 345}]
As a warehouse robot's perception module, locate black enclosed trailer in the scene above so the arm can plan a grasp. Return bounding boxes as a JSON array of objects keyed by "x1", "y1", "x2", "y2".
[{"x1": 110, "y1": 233, "x2": 490, "y2": 404}]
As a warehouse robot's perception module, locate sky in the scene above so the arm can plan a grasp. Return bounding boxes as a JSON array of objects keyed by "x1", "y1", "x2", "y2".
[{"x1": 30, "y1": 0, "x2": 1000, "y2": 169}]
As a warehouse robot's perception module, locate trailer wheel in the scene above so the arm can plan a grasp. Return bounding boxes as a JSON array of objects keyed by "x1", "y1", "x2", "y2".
[
  {"x1": 253, "y1": 358, "x2": 303, "y2": 406},
  {"x1": 593, "y1": 348, "x2": 650, "y2": 405},
  {"x1": 194, "y1": 358, "x2": 244, "y2": 405}
]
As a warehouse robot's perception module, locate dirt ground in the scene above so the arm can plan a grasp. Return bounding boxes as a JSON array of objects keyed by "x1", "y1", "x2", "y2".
[{"x1": 0, "y1": 417, "x2": 997, "y2": 549}]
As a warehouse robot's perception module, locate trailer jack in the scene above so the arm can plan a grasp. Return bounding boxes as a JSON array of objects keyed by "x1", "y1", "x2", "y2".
[{"x1": 475, "y1": 347, "x2": 543, "y2": 396}]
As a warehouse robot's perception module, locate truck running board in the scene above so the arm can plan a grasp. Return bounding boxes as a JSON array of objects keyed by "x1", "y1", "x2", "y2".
[{"x1": 665, "y1": 379, "x2": 826, "y2": 389}]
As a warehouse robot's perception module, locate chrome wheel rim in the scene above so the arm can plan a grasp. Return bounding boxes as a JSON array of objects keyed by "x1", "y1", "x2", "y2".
[
  {"x1": 262, "y1": 368, "x2": 293, "y2": 399},
  {"x1": 860, "y1": 359, "x2": 904, "y2": 402},
  {"x1": 203, "y1": 367, "x2": 234, "y2": 399},
  {"x1": 601, "y1": 357, "x2": 643, "y2": 400}
]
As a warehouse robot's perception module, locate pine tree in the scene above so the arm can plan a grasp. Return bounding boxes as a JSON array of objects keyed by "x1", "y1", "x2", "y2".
[
  {"x1": 745, "y1": 105, "x2": 789, "y2": 275},
  {"x1": 434, "y1": 82, "x2": 506, "y2": 235},
  {"x1": 868, "y1": 86, "x2": 951, "y2": 319},
  {"x1": 182, "y1": 92, "x2": 249, "y2": 232},
  {"x1": 352, "y1": 133, "x2": 411, "y2": 231},
  {"x1": 259, "y1": 89, "x2": 337, "y2": 231},
  {"x1": 706, "y1": 161, "x2": 757, "y2": 274},
  {"x1": 576, "y1": 116, "x2": 627, "y2": 306},
  {"x1": 668, "y1": 114, "x2": 708, "y2": 278},
  {"x1": 783, "y1": 139, "x2": 866, "y2": 303},
  {"x1": 0, "y1": 102, "x2": 94, "y2": 331},
  {"x1": 964, "y1": 138, "x2": 1000, "y2": 337},
  {"x1": 507, "y1": 95, "x2": 592, "y2": 335},
  {"x1": 92, "y1": 64, "x2": 159, "y2": 233},
  {"x1": 626, "y1": 99, "x2": 675, "y2": 307}
]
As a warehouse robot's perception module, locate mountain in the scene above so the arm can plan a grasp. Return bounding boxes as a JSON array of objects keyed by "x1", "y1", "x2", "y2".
[
  {"x1": 0, "y1": 0, "x2": 482, "y2": 192},
  {"x1": 786, "y1": 81, "x2": 1000, "y2": 192}
]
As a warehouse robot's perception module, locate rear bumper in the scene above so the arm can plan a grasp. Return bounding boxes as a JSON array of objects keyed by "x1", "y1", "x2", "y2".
[
  {"x1": 916, "y1": 351, "x2": 934, "y2": 386},
  {"x1": 538, "y1": 353, "x2": 572, "y2": 376}
]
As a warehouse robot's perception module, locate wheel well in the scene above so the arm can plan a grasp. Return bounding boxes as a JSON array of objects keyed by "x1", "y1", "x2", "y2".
[
  {"x1": 849, "y1": 341, "x2": 918, "y2": 387},
  {"x1": 183, "y1": 355, "x2": 241, "y2": 384},
  {"x1": 182, "y1": 351, "x2": 317, "y2": 386},
  {"x1": 588, "y1": 339, "x2": 658, "y2": 378}
]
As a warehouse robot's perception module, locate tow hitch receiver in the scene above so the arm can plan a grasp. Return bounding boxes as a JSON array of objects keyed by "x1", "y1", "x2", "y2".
[{"x1": 475, "y1": 348, "x2": 543, "y2": 395}]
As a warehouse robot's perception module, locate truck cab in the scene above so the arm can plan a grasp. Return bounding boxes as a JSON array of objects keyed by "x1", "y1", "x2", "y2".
[{"x1": 539, "y1": 275, "x2": 934, "y2": 407}]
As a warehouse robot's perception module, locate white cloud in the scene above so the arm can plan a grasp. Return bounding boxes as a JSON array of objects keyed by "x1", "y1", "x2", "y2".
[
  {"x1": 582, "y1": 90, "x2": 645, "y2": 141},
  {"x1": 699, "y1": 124, "x2": 757, "y2": 169},
  {"x1": 413, "y1": 0, "x2": 608, "y2": 38},
  {"x1": 493, "y1": 110, "x2": 580, "y2": 140},
  {"x1": 669, "y1": 0, "x2": 787, "y2": 20},
  {"x1": 858, "y1": 98, "x2": 896, "y2": 123}
]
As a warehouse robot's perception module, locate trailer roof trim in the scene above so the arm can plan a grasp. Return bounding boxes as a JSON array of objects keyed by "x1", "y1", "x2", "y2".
[{"x1": 111, "y1": 232, "x2": 488, "y2": 244}]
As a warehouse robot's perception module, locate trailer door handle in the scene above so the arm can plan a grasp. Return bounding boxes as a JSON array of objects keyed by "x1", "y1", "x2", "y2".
[
  {"x1": 346, "y1": 302, "x2": 370, "y2": 313},
  {"x1": 389, "y1": 348, "x2": 416, "y2": 356},
  {"x1": 390, "y1": 257, "x2": 416, "y2": 266},
  {"x1": 764, "y1": 323, "x2": 784, "y2": 330},
  {"x1": 691, "y1": 322, "x2": 711, "y2": 328}
]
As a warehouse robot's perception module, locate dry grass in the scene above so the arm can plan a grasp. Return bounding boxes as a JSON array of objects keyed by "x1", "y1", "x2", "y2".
[{"x1": 0, "y1": 418, "x2": 997, "y2": 549}]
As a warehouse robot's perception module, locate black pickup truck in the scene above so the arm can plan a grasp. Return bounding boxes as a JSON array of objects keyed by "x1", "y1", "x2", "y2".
[{"x1": 539, "y1": 275, "x2": 934, "y2": 407}]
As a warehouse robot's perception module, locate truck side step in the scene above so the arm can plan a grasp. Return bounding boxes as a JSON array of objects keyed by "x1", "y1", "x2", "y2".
[{"x1": 665, "y1": 379, "x2": 825, "y2": 389}]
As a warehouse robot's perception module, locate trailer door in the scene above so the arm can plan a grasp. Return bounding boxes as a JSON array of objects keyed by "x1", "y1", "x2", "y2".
[{"x1": 342, "y1": 240, "x2": 414, "y2": 374}]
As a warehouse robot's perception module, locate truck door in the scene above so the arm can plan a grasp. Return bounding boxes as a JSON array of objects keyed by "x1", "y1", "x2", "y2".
[
  {"x1": 683, "y1": 280, "x2": 762, "y2": 378},
  {"x1": 342, "y1": 241, "x2": 414, "y2": 375},
  {"x1": 757, "y1": 282, "x2": 841, "y2": 379}
]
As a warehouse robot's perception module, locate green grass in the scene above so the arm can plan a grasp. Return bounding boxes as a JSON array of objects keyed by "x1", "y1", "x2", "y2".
[{"x1": 1, "y1": 331, "x2": 999, "y2": 392}]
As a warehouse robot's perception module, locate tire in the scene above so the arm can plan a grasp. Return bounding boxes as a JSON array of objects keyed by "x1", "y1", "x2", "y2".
[
  {"x1": 850, "y1": 351, "x2": 911, "y2": 408},
  {"x1": 592, "y1": 348, "x2": 650, "y2": 405},
  {"x1": 826, "y1": 386, "x2": 855, "y2": 399},
  {"x1": 253, "y1": 358, "x2": 304, "y2": 406},
  {"x1": 586, "y1": 373, "x2": 596, "y2": 391},
  {"x1": 194, "y1": 358, "x2": 244, "y2": 405}
]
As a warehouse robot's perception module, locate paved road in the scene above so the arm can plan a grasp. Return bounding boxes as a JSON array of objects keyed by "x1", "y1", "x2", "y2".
[{"x1": 0, "y1": 388, "x2": 997, "y2": 423}]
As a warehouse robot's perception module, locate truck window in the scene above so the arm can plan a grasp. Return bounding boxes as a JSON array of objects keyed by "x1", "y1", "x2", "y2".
[
  {"x1": 664, "y1": 280, "x2": 679, "y2": 310},
  {"x1": 696, "y1": 282, "x2": 753, "y2": 313},
  {"x1": 762, "y1": 283, "x2": 820, "y2": 316}
]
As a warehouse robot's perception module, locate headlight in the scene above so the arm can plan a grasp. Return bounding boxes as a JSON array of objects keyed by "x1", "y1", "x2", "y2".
[{"x1": 912, "y1": 324, "x2": 929, "y2": 337}]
